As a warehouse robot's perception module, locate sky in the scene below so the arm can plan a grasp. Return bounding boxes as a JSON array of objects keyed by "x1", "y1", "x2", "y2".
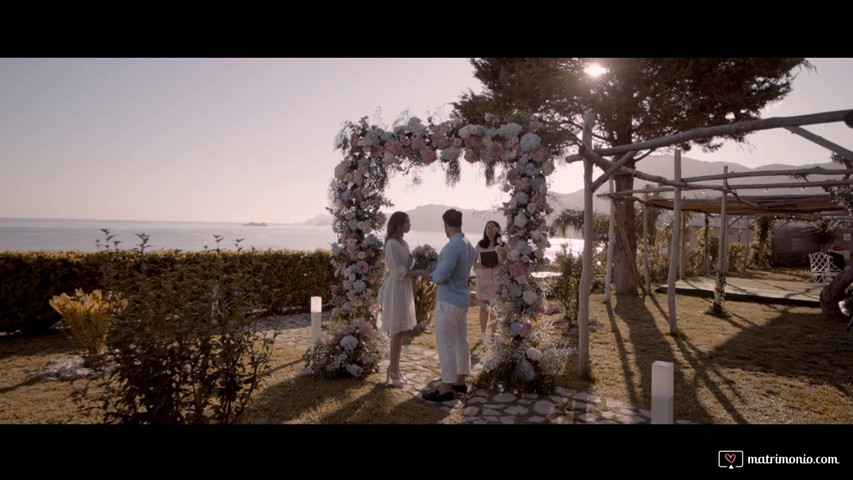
[{"x1": 0, "y1": 58, "x2": 850, "y2": 224}]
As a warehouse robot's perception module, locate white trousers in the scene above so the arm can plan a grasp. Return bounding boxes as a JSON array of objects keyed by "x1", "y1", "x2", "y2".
[{"x1": 434, "y1": 301, "x2": 471, "y2": 384}]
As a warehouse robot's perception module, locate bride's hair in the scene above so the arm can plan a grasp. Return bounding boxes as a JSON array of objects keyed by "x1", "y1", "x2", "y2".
[{"x1": 385, "y1": 211, "x2": 409, "y2": 244}]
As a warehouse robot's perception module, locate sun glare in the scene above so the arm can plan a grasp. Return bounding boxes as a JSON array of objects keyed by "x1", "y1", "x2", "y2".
[{"x1": 584, "y1": 64, "x2": 607, "y2": 77}]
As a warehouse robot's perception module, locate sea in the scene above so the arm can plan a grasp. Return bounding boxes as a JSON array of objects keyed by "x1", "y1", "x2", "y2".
[{"x1": 0, "y1": 217, "x2": 584, "y2": 261}]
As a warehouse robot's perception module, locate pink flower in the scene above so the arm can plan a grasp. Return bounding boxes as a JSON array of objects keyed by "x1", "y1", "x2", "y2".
[
  {"x1": 509, "y1": 261, "x2": 526, "y2": 278},
  {"x1": 464, "y1": 136, "x2": 480, "y2": 148},
  {"x1": 464, "y1": 149, "x2": 479, "y2": 163},
  {"x1": 532, "y1": 146, "x2": 548, "y2": 163},
  {"x1": 330, "y1": 285, "x2": 339, "y2": 296},
  {"x1": 506, "y1": 168, "x2": 519, "y2": 184},
  {"x1": 421, "y1": 148, "x2": 437, "y2": 164},
  {"x1": 453, "y1": 138, "x2": 463, "y2": 148},
  {"x1": 529, "y1": 121, "x2": 543, "y2": 133},
  {"x1": 411, "y1": 137, "x2": 426, "y2": 150}
]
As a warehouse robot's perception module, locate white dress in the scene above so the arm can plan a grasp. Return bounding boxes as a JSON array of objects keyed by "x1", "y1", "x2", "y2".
[{"x1": 377, "y1": 239, "x2": 417, "y2": 335}]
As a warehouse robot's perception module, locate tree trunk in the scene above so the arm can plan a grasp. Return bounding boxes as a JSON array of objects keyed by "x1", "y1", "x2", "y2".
[
  {"x1": 613, "y1": 172, "x2": 639, "y2": 293},
  {"x1": 820, "y1": 268, "x2": 853, "y2": 319}
]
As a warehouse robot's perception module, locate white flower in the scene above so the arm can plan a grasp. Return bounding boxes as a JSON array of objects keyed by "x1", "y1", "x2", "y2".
[
  {"x1": 531, "y1": 231, "x2": 542, "y2": 242},
  {"x1": 356, "y1": 137, "x2": 373, "y2": 148},
  {"x1": 458, "y1": 125, "x2": 471, "y2": 138},
  {"x1": 513, "y1": 213, "x2": 527, "y2": 228},
  {"x1": 346, "y1": 363, "x2": 364, "y2": 377},
  {"x1": 352, "y1": 170, "x2": 364, "y2": 186},
  {"x1": 527, "y1": 203, "x2": 537, "y2": 214},
  {"x1": 383, "y1": 152, "x2": 397, "y2": 165},
  {"x1": 358, "y1": 221, "x2": 371, "y2": 233},
  {"x1": 507, "y1": 249, "x2": 520, "y2": 262},
  {"x1": 334, "y1": 161, "x2": 349, "y2": 180},
  {"x1": 340, "y1": 335, "x2": 358, "y2": 351},
  {"x1": 520, "y1": 133, "x2": 541, "y2": 153},
  {"x1": 483, "y1": 358, "x2": 497, "y2": 373},
  {"x1": 526, "y1": 347, "x2": 543, "y2": 362},
  {"x1": 523, "y1": 290, "x2": 538, "y2": 305}
]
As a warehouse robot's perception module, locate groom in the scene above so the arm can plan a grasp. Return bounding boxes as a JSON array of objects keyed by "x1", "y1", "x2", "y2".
[{"x1": 422, "y1": 209, "x2": 476, "y2": 402}]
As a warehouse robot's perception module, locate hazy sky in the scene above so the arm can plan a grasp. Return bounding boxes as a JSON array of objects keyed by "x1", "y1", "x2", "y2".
[{"x1": 1, "y1": 58, "x2": 850, "y2": 224}]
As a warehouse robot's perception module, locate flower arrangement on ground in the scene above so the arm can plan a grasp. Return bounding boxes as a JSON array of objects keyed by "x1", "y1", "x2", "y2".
[{"x1": 411, "y1": 244, "x2": 438, "y2": 331}]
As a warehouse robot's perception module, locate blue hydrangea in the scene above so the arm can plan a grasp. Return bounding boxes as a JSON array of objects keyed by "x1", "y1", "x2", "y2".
[
  {"x1": 520, "y1": 133, "x2": 541, "y2": 153},
  {"x1": 343, "y1": 280, "x2": 352, "y2": 291},
  {"x1": 340, "y1": 335, "x2": 359, "y2": 351},
  {"x1": 348, "y1": 219, "x2": 359, "y2": 230},
  {"x1": 516, "y1": 359, "x2": 536, "y2": 381},
  {"x1": 366, "y1": 131, "x2": 380, "y2": 144},
  {"x1": 353, "y1": 280, "x2": 366, "y2": 292},
  {"x1": 510, "y1": 322, "x2": 523, "y2": 336},
  {"x1": 342, "y1": 302, "x2": 354, "y2": 311},
  {"x1": 341, "y1": 190, "x2": 353, "y2": 201},
  {"x1": 497, "y1": 122, "x2": 523, "y2": 139},
  {"x1": 469, "y1": 125, "x2": 487, "y2": 136},
  {"x1": 525, "y1": 163, "x2": 540, "y2": 176},
  {"x1": 381, "y1": 131, "x2": 396, "y2": 141},
  {"x1": 331, "y1": 244, "x2": 341, "y2": 255},
  {"x1": 357, "y1": 158, "x2": 372, "y2": 169},
  {"x1": 366, "y1": 234, "x2": 378, "y2": 245},
  {"x1": 515, "y1": 192, "x2": 529, "y2": 205},
  {"x1": 346, "y1": 363, "x2": 364, "y2": 377},
  {"x1": 440, "y1": 147, "x2": 461, "y2": 162},
  {"x1": 530, "y1": 177, "x2": 545, "y2": 190}
]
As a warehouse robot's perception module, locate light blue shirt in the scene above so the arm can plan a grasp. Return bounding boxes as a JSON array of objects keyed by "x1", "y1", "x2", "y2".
[{"x1": 430, "y1": 232, "x2": 476, "y2": 308}]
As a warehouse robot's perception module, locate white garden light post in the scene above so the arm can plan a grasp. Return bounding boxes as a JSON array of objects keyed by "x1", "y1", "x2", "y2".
[
  {"x1": 310, "y1": 296, "x2": 322, "y2": 348},
  {"x1": 651, "y1": 360, "x2": 674, "y2": 424}
]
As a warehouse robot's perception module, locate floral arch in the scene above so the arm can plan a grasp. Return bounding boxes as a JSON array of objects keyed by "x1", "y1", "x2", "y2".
[{"x1": 304, "y1": 115, "x2": 573, "y2": 392}]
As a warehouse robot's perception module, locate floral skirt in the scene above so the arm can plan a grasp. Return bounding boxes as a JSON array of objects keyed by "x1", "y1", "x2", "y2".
[{"x1": 475, "y1": 268, "x2": 498, "y2": 302}]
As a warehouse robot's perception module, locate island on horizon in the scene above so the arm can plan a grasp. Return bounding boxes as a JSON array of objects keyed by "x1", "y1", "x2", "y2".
[{"x1": 242, "y1": 222, "x2": 267, "y2": 227}]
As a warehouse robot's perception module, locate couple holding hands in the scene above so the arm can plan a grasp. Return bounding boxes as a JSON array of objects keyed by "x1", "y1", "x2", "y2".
[{"x1": 377, "y1": 209, "x2": 505, "y2": 402}]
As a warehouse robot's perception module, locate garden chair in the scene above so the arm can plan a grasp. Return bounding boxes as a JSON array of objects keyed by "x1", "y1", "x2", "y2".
[{"x1": 809, "y1": 252, "x2": 843, "y2": 286}]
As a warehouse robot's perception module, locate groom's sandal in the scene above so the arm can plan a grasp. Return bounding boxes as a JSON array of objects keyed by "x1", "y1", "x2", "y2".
[
  {"x1": 451, "y1": 384, "x2": 468, "y2": 394},
  {"x1": 422, "y1": 389, "x2": 454, "y2": 402}
]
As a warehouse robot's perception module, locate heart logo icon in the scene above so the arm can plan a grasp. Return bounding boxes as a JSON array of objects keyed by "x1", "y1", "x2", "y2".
[{"x1": 725, "y1": 453, "x2": 736, "y2": 464}]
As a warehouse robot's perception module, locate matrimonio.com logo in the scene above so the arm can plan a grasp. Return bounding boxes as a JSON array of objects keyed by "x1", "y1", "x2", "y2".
[{"x1": 719, "y1": 450, "x2": 744, "y2": 469}]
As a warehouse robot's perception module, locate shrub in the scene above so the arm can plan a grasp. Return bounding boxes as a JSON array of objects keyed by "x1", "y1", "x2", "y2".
[
  {"x1": 727, "y1": 243, "x2": 747, "y2": 273},
  {"x1": 0, "y1": 249, "x2": 334, "y2": 334},
  {"x1": 80, "y1": 251, "x2": 277, "y2": 424}
]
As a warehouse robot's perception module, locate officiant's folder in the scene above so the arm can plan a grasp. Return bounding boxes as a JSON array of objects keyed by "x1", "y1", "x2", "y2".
[{"x1": 480, "y1": 251, "x2": 498, "y2": 268}]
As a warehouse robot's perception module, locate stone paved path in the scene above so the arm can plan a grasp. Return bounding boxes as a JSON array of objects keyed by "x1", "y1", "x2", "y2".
[{"x1": 260, "y1": 313, "x2": 695, "y2": 425}]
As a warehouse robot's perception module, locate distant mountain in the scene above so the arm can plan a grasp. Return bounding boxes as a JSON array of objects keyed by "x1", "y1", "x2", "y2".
[
  {"x1": 302, "y1": 214, "x2": 334, "y2": 226},
  {"x1": 398, "y1": 204, "x2": 505, "y2": 237}
]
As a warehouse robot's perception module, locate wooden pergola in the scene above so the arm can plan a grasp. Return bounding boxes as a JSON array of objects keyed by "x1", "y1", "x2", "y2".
[{"x1": 568, "y1": 109, "x2": 853, "y2": 376}]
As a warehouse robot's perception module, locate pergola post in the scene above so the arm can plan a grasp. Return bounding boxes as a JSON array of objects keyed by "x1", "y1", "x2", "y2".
[
  {"x1": 704, "y1": 213, "x2": 710, "y2": 276},
  {"x1": 643, "y1": 186, "x2": 651, "y2": 294},
  {"x1": 604, "y1": 179, "x2": 615, "y2": 303},
  {"x1": 714, "y1": 166, "x2": 729, "y2": 311},
  {"x1": 577, "y1": 112, "x2": 595, "y2": 377},
  {"x1": 666, "y1": 149, "x2": 682, "y2": 334}
]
